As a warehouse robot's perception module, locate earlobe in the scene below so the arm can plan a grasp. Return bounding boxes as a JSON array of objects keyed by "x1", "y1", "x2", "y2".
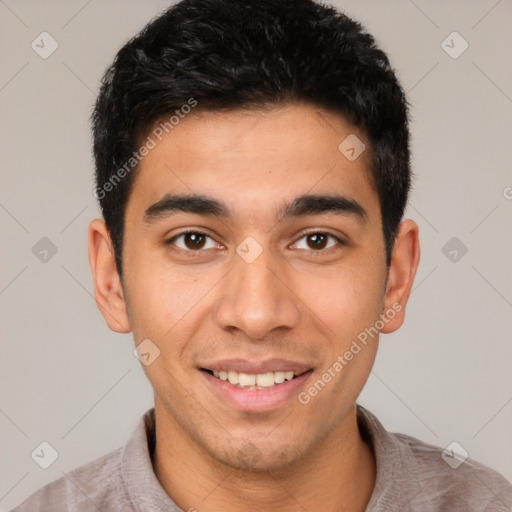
[
  {"x1": 380, "y1": 219, "x2": 420, "y2": 334},
  {"x1": 88, "y1": 218, "x2": 131, "y2": 333}
]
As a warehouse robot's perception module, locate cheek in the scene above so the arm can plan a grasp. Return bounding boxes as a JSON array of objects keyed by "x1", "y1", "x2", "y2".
[
  {"x1": 125, "y1": 267, "x2": 204, "y2": 389},
  {"x1": 298, "y1": 268, "x2": 382, "y2": 417},
  {"x1": 301, "y1": 262, "x2": 385, "y2": 338},
  {"x1": 124, "y1": 254, "x2": 222, "y2": 371},
  {"x1": 124, "y1": 247, "x2": 199, "y2": 332}
]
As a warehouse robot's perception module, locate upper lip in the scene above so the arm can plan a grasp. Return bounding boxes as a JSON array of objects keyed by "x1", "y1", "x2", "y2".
[{"x1": 200, "y1": 358, "x2": 312, "y2": 375}]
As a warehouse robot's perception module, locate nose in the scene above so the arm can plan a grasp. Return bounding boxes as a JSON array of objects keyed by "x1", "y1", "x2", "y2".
[{"x1": 213, "y1": 245, "x2": 301, "y2": 340}]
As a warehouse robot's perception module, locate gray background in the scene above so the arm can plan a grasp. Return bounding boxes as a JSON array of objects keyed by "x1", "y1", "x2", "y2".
[{"x1": 1, "y1": 0, "x2": 511, "y2": 509}]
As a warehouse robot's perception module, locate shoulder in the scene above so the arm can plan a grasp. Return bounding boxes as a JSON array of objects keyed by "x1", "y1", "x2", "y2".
[
  {"x1": 391, "y1": 431, "x2": 512, "y2": 510},
  {"x1": 9, "y1": 446, "x2": 132, "y2": 512},
  {"x1": 357, "y1": 406, "x2": 512, "y2": 511}
]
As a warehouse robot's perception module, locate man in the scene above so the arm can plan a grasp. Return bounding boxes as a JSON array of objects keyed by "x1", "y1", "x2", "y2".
[{"x1": 11, "y1": 0, "x2": 512, "y2": 510}]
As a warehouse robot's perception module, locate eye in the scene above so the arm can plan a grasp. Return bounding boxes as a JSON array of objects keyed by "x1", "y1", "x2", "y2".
[
  {"x1": 292, "y1": 232, "x2": 342, "y2": 251},
  {"x1": 167, "y1": 231, "x2": 219, "y2": 251}
]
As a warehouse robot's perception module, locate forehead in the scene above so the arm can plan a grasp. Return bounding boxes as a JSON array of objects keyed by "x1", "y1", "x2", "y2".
[{"x1": 127, "y1": 103, "x2": 379, "y2": 222}]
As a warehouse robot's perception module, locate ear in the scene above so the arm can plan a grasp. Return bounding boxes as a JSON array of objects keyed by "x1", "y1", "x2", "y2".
[
  {"x1": 88, "y1": 218, "x2": 131, "y2": 333},
  {"x1": 380, "y1": 219, "x2": 420, "y2": 334}
]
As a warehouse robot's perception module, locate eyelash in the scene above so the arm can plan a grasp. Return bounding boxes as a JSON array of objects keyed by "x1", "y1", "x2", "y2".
[{"x1": 165, "y1": 229, "x2": 345, "y2": 257}]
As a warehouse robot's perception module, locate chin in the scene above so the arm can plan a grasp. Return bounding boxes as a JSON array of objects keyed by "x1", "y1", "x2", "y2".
[{"x1": 216, "y1": 440, "x2": 306, "y2": 473}]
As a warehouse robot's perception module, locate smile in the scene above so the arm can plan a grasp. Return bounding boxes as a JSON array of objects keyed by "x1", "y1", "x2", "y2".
[
  {"x1": 200, "y1": 367, "x2": 313, "y2": 412},
  {"x1": 202, "y1": 369, "x2": 302, "y2": 390}
]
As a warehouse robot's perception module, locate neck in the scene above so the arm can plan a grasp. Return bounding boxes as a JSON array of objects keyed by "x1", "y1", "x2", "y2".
[{"x1": 153, "y1": 402, "x2": 375, "y2": 512}]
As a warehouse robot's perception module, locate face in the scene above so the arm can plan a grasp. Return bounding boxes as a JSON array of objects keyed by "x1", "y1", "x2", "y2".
[{"x1": 90, "y1": 103, "x2": 418, "y2": 472}]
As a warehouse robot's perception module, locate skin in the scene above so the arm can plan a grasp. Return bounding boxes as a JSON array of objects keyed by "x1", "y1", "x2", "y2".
[{"x1": 88, "y1": 103, "x2": 420, "y2": 511}]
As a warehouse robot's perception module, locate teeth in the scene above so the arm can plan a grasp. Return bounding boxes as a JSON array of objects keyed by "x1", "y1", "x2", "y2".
[
  {"x1": 227, "y1": 371, "x2": 239, "y2": 384},
  {"x1": 209, "y1": 369, "x2": 300, "y2": 388},
  {"x1": 238, "y1": 372, "x2": 256, "y2": 386},
  {"x1": 256, "y1": 373, "x2": 275, "y2": 387},
  {"x1": 274, "y1": 371, "x2": 285, "y2": 384}
]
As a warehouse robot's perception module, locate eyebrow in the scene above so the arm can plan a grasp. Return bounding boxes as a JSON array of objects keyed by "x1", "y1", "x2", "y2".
[{"x1": 143, "y1": 193, "x2": 367, "y2": 223}]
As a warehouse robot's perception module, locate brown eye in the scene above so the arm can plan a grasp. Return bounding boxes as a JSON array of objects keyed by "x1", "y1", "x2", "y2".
[
  {"x1": 293, "y1": 232, "x2": 341, "y2": 251},
  {"x1": 306, "y1": 233, "x2": 328, "y2": 250},
  {"x1": 168, "y1": 232, "x2": 217, "y2": 251},
  {"x1": 183, "y1": 233, "x2": 206, "y2": 250}
]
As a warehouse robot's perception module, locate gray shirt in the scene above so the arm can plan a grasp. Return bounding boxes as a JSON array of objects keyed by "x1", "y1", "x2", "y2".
[{"x1": 10, "y1": 405, "x2": 512, "y2": 511}]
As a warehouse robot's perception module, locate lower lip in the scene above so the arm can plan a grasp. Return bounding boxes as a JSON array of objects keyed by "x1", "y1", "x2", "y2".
[{"x1": 201, "y1": 370, "x2": 313, "y2": 412}]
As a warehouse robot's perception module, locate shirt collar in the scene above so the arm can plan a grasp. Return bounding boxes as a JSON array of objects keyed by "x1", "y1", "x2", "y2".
[
  {"x1": 357, "y1": 404, "x2": 419, "y2": 510},
  {"x1": 121, "y1": 408, "x2": 182, "y2": 512}
]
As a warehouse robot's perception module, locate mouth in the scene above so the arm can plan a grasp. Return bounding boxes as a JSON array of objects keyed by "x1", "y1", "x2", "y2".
[
  {"x1": 199, "y1": 365, "x2": 314, "y2": 412},
  {"x1": 200, "y1": 368, "x2": 310, "y2": 390}
]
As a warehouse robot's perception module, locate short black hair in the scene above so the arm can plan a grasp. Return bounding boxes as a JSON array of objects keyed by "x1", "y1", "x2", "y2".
[{"x1": 92, "y1": 0, "x2": 411, "y2": 279}]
